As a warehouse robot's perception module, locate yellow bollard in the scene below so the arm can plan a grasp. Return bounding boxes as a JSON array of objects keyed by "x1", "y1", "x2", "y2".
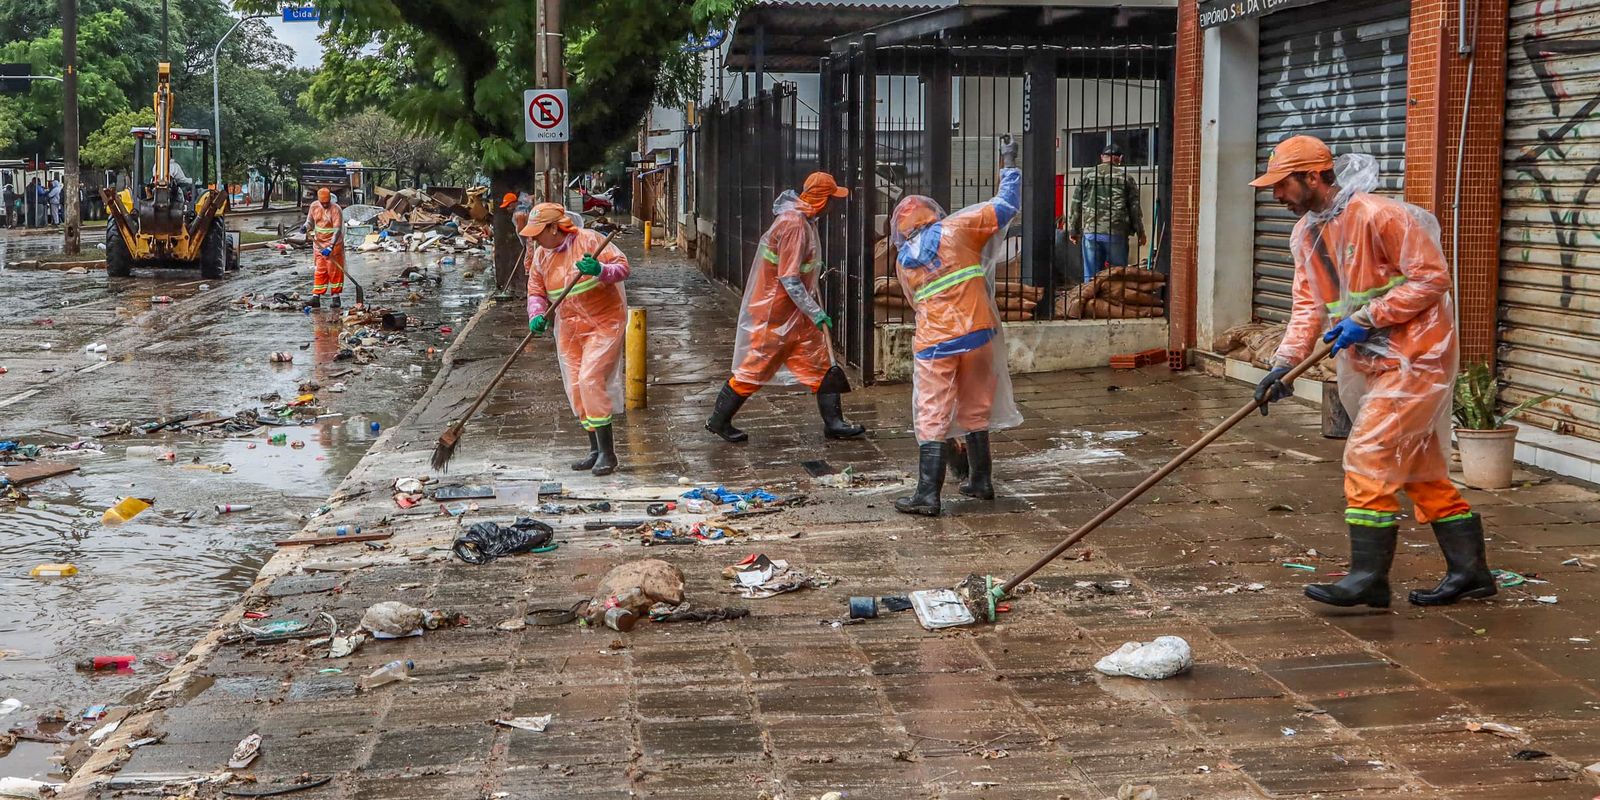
[
  {"x1": 625, "y1": 307, "x2": 647, "y2": 410},
  {"x1": 643, "y1": 221, "x2": 653, "y2": 251}
]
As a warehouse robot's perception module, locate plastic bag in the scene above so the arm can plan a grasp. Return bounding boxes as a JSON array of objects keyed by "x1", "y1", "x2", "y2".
[
  {"x1": 1094, "y1": 636, "x2": 1193, "y2": 680},
  {"x1": 453, "y1": 518, "x2": 554, "y2": 564}
]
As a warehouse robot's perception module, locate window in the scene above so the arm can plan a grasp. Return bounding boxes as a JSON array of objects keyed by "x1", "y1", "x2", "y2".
[{"x1": 1069, "y1": 128, "x2": 1157, "y2": 168}]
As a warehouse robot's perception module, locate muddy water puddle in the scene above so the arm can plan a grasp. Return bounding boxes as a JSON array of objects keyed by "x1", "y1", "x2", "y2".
[{"x1": 0, "y1": 245, "x2": 487, "y2": 778}]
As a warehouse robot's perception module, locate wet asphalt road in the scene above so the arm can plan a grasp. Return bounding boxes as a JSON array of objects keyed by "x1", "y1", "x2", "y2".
[{"x1": 0, "y1": 227, "x2": 488, "y2": 779}]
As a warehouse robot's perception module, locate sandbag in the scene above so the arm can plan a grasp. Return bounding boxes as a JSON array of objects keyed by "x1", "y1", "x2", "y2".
[
  {"x1": 1100, "y1": 284, "x2": 1164, "y2": 307},
  {"x1": 588, "y1": 559, "x2": 686, "y2": 621},
  {"x1": 1096, "y1": 265, "x2": 1167, "y2": 285},
  {"x1": 1082, "y1": 298, "x2": 1164, "y2": 319}
]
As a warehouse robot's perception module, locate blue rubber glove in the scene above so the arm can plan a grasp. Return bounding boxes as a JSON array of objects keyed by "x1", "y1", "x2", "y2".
[
  {"x1": 1323, "y1": 317, "x2": 1372, "y2": 355},
  {"x1": 528, "y1": 315, "x2": 548, "y2": 334},
  {"x1": 1253, "y1": 365, "x2": 1294, "y2": 416},
  {"x1": 576, "y1": 254, "x2": 602, "y2": 277},
  {"x1": 319, "y1": 247, "x2": 332, "y2": 257},
  {"x1": 813, "y1": 313, "x2": 832, "y2": 330}
]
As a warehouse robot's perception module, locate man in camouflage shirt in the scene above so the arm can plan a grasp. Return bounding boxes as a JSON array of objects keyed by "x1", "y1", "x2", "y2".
[{"x1": 1066, "y1": 143, "x2": 1146, "y2": 282}]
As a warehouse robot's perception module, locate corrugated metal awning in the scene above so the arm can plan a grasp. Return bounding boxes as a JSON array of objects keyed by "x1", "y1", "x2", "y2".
[{"x1": 726, "y1": 1, "x2": 953, "y2": 71}]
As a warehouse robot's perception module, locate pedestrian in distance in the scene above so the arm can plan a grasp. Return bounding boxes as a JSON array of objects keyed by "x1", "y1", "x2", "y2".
[
  {"x1": 2, "y1": 183, "x2": 16, "y2": 228},
  {"x1": 1252, "y1": 134, "x2": 1494, "y2": 609},
  {"x1": 522, "y1": 202, "x2": 630, "y2": 476},
  {"x1": 48, "y1": 178, "x2": 63, "y2": 226},
  {"x1": 886, "y1": 140, "x2": 1025, "y2": 516},
  {"x1": 705, "y1": 172, "x2": 866, "y2": 444},
  {"x1": 305, "y1": 187, "x2": 346, "y2": 308},
  {"x1": 1066, "y1": 143, "x2": 1146, "y2": 282}
]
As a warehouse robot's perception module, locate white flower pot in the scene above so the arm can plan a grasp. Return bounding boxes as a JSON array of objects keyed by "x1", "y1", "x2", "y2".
[{"x1": 1456, "y1": 425, "x2": 1519, "y2": 489}]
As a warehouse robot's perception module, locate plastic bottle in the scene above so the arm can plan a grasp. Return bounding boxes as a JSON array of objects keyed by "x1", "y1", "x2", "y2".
[
  {"x1": 151, "y1": 295, "x2": 173, "y2": 303},
  {"x1": 101, "y1": 496, "x2": 153, "y2": 526},
  {"x1": 684, "y1": 498, "x2": 712, "y2": 514},
  {"x1": 29, "y1": 563, "x2": 78, "y2": 578},
  {"x1": 216, "y1": 504, "x2": 252, "y2": 513},
  {"x1": 76, "y1": 655, "x2": 136, "y2": 671},
  {"x1": 358, "y1": 659, "x2": 415, "y2": 691}
]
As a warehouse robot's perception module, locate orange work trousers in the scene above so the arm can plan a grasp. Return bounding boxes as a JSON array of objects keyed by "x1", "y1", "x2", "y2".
[
  {"x1": 313, "y1": 244, "x2": 345, "y2": 296},
  {"x1": 912, "y1": 343, "x2": 997, "y2": 443},
  {"x1": 558, "y1": 312, "x2": 624, "y2": 429},
  {"x1": 1345, "y1": 474, "x2": 1471, "y2": 527},
  {"x1": 729, "y1": 323, "x2": 831, "y2": 396}
]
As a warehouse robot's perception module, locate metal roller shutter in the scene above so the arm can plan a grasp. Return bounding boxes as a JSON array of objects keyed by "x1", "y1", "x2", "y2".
[
  {"x1": 1500, "y1": 0, "x2": 1600, "y2": 441},
  {"x1": 1251, "y1": 0, "x2": 1410, "y2": 322}
]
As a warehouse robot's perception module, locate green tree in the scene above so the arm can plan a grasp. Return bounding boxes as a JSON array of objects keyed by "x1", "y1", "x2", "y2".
[
  {"x1": 321, "y1": 109, "x2": 451, "y2": 188},
  {"x1": 80, "y1": 106, "x2": 155, "y2": 170},
  {"x1": 238, "y1": 0, "x2": 748, "y2": 279}
]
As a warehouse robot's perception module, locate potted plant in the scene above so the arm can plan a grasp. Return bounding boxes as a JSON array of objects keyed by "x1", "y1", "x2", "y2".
[{"x1": 1452, "y1": 363, "x2": 1557, "y2": 489}]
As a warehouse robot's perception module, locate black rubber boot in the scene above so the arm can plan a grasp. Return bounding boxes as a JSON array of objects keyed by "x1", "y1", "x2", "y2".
[
  {"x1": 817, "y1": 392, "x2": 865, "y2": 439},
  {"x1": 705, "y1": 382, "x2": 749, "y2": 443},
  {"x1": 958, "y1": 431, "x2": 994, "y2": 500},
  {"x1": 1305, "y1": 524, "x2": 1396, "y2": 608},
  {"x1": 894, "y1": 442, "x2": 945, "y2": 517},
  {"x1": 330, "y1": 295, "x2": 342, "y2": 309},
  {"x1": 308, "y1": 295, "x2": 322, "y2": 308},
  {"x1": 571, "y1": 429, "x2": 600, "y2": 471},
  {"x1": 591, "y1": 424, "x2": 618, "y2": 476},
  {"x1": 1409, "y1": 513, "x2": 1497, "y2": 606},
  {"x1": 945, "y1": 439, "x2": 969, "y2": 484}
]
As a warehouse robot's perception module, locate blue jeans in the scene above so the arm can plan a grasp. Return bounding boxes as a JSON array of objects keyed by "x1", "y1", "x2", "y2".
[{"x1": 1081, "y1": 235, "x2": 1129, "y2": 281}]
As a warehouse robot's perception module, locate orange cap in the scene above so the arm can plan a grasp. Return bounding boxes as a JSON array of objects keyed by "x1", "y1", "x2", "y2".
[
  {"x1": 499, "y1": 192, "x2": 519, "y2": 209},
  {"x1": 316, "y1": 187, "x2": 331, "y2": 203},
  {"x1": 518, "y1": 202, "x2": 577, "y2": 238},
  {"x1": 1250, "y1": 135, "x2": 1335, "y2": 187},
  {"x1": 798, "y1": 172, "x2": 849, "y2": 211}
]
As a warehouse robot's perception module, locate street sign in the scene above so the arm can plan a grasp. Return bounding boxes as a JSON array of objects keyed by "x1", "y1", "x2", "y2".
[
  {"x1": 0, "y1": 63, "x2": 29, "y2": 94},
  {"x1": 281, "y1": 6, "x2": 319, "y2": 22},
  {"x1": 523, "y1": 89, "x2": 569, "y2": 143}
]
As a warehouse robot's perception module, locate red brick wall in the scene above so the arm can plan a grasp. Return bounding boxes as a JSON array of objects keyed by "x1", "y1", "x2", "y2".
[
  {"x1": 1169, "y1": 0, "x2": 1203, "y2": 358},
  {"x1": 1405, "y1": 0, "x2": 1509, "y2": 365}
]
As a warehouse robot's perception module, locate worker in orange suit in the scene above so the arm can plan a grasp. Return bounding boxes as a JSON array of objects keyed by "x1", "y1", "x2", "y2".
[
  {"x1": 705, "y1": 172, "x2": 865, "y2": 443},
  {"x1": 1252, "y1": 134, "x2": 1493, "y2": 608},
  {"x1": 305, "y1": 188, "x2": 345, "y2": 308},
  {"x1": 887, "y1": 141, "x2": 1024, "y2": 516},
  {"x1": 522, "y1": 203, "x2": 630, "y2": 476}
]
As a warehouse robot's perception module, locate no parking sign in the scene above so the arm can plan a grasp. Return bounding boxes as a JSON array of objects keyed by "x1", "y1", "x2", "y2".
[{"x1": 524, "y1": 89, "x2": 569, "y2": 143}]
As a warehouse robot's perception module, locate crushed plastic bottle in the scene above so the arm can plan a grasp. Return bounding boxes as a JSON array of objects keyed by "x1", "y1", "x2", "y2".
[
  {"x1": 76, "y1": 655, "x2": 137, "y2": 671},
  {"x1": 358, "y1": 659, "x2": 416, "y2": 691}
]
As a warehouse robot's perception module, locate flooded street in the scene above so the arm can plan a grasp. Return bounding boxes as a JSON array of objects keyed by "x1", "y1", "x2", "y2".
[{"x1": 0, "y1": 229, "x2": 487, "y2": 779}]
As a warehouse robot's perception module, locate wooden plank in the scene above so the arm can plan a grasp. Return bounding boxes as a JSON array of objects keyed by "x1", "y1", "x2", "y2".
[
  {"x1": 272, "y1": 532, "x2": 394, "y2": 548},
  {"x1": 0, "y1": 460, "x2": 80, "y2": 486}
]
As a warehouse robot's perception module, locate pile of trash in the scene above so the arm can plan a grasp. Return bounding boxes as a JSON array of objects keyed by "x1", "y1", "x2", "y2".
[
  {"x1": 233, "y1": 291, "x2": 306, "y2": 312},
  {"x1": 635, "y1": 519, "x2": 741, "y2": 546},
  {"x1": 726, "y1": 553, "x2": 834, "y2": 599},
  {"x1": 1213, "y1": 321, "x2": 1336, "y2": 381},
  {"x1": 679, "y1": 486, "x2": 783, "y2": 514},
  {"x1": 1057, "y1": 266, "x2": 1168, "y2": 320}
]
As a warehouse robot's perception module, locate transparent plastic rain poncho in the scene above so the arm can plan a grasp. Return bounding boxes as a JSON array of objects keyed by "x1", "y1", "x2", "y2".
[
  {"x1": 527, "y1": 225, "x2": 628, "y2": 427},
  {"x1": 889, "y1": 167, "x2": 1024, "y2": 443},
  {"x1": 729, "y1": 191, "x2": 835, "y2": 389},
  {"x1": 1271, "y1": 154, "x2": 1459, "y2": 486}
]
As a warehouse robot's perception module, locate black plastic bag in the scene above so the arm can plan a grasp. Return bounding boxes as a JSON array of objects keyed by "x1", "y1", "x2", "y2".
[{"x1": 453, "y1": 517, "x2": 554, "y2": 564}]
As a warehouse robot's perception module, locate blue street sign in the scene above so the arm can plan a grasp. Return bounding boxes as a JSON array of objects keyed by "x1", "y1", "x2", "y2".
[{"x1": 282, "y1": 6, "x2": 319, "y2": 22}]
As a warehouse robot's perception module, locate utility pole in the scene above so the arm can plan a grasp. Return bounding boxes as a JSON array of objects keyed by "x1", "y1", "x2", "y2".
[
  {"x1": 535, "y1": 0, "x2": 565, "y2": 204},
  {"x1": 62, "y1": 0, "x2": 80, "y2": 255}
]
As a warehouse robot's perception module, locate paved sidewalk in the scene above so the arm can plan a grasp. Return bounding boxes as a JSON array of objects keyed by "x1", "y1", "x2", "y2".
[{"x1": 71, "y1": 241, "x2": 1600, "y2": 799}]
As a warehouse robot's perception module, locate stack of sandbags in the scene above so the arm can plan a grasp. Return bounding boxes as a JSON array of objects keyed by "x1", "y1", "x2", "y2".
[
  {"x1": 1213, "y1": 321, "x2": 1335, "y2": 380},
  {"x1": 1057, "y1": 266, "x2": 1168, "y2": 320},
  {"x1": 874, "y1": 265, "x2": 1044, "y2": 321}
]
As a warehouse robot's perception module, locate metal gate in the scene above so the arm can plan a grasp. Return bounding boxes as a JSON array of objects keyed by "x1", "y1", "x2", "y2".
[
  {"x1": 1500, "y1": 0, "x2": 1600, "y2": 441},
  {"x1": 1251, "y1": 0, "x2": 1410, "y2": 322},
  {"x1": 702, "y1": 85, "x2": 812, "y2": 293}
]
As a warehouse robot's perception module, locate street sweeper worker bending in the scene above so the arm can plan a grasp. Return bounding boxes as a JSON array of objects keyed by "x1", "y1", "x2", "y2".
[
  {"x1": 887, "y1": 142, "x2": 1024, "y2": 517},
  {"x1": 705, "y1": 171, "x2": 866, "y2": 443},
  {"x1": 1251, "y1": 134, "x2": 1494, "y2": 609},
  {"x1": 523, "y1": 202, "x2": 630, "y2": 476},
  {"x1": 306, "y1": 187, "x2": 346, "y2": 308}
]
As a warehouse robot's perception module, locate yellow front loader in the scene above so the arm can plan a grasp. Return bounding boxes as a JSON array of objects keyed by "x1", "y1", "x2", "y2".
[{"x1": 101, "y1": 62, "x2": 238, "y2": 278}]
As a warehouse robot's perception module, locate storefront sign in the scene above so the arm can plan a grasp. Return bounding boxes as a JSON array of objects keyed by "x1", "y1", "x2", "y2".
[{"x1": 1198, "y1": 0, "x2": 1330, "y2": 29}]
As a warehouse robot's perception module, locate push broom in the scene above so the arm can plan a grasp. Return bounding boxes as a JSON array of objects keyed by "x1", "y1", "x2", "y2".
[
  {"x1": 430, "y1": 229, "x2": 621, "y2": 472},
  {"x1": 924, "y1": 338, "x2": 1337, "y2": 627}
]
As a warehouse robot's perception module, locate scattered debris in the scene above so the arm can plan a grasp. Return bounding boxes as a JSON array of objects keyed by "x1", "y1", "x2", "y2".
[
  {"x1": 910, "y1": 588, "x2": 976, "y2": 630},
  {"x1": 1512, "y1": 749, "x2": 1550, "y2": 760},
  {"x1": 492, "y1": 715, "x2": 552, "y2": 733},
  {"x1": 1534, "y1": 595, "x2": 1558, "y2": 604},
  {"x1": 357, "y1": 659, "x2": 415, "y2": 691},
  {"x1": 1466, "y1": 720, "x2": 1529, "y2": 741},
  {"x1": 587, "y1": 559, "x2": 687, "y2": 625},
  {"x1": 1095, "y1": 636, "x2": 1194, "y2": 680},
  {"x1": 453, "y1": 518, "x2": 556, "y2": 564},
  {"x1": 727, "y1": 554, "x2": 834, "y2": 599},
  {"x1": 228, "y1": 733, "x2": 262, "y2": 769},
  {"x1": 360, "y1": 601, "x2": 449, "y2": 639}
]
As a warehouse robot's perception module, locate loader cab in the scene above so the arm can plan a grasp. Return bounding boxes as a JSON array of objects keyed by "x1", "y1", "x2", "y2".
[{"x1": 132, "y1": 127, "x2": 209, "y2": 207}]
